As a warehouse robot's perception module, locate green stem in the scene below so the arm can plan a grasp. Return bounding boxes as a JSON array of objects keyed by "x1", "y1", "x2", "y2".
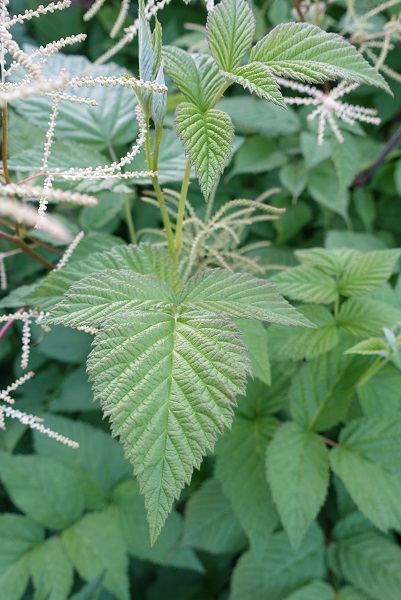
[
  {"x1": 209, "y1": 81, "x2": 231, "y2": 109},
  {"x1": 358, "y1": 357, "x2": 388, "y2": 387},
  {"x1": 2, "y1": 106, "x2": 11, "y2": 185},
  {"x1": 153, "y1": 125, "x2": 163, "y2": 171},
  {"x1": 0, "y1": 229, "x2": 54, "y2": 270},
  {"x1": 175, "y1": 158, "x2": 191, "y2": 254},
  {"x1": 123, "y1": 195, "x2": 136, "y2": 244},
  {"x1": 145, "y1": 126, "x2": 175, "y2": 258}
]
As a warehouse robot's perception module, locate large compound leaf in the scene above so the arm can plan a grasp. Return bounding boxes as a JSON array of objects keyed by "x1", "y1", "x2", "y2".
[
  {"x1": 338, "y1": 249, "x2": 401, "y2": 297},
  {"x1": 330, "y1": 416, "x2": 401, "y2": 533},
  {"x1": 221, "y1": 62, "x2": 285, "y2": 105},
  {"x1": 231, "y1": 523, "x2": 325, "y2": 600},
  {"x1": 88, "y1": 312, "x2": 250, "y2": 544},
  {"x1": 206, "y1": 0, "x2": 255, "y2": 72},
  {"x1": 180, "y1": 269, "x2": 313, "y2": 326},
  {"x1": 175, "y1": 102, "x2": 234, "y2": 199},
  {"x1": 251, "y1": 22, "x2": 389, "y2": 90},
  {"x1": 267, "y1": 423, "x2": 330, "y2": 548},
  {"x1": 329, "y1": 517, "x2": 401, "y2": 600},
  {"x1": 272, "y1": 266, "x2": 338, "y2": 304},
  {"x1": 47, "y1": 270, "x2": 175, "y2": 328},
  {"x1": 162, "y1": 47, "x2": 224, "y2": 111}
]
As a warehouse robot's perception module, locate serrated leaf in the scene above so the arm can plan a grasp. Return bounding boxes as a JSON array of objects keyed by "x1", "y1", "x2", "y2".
[
  {"x1": 268, "y1": 305, "x2": 339, "y2": 360},
  {"x1": 46, "y1": 270, "x2": 175, "y2": 328},
  {"x1": 88, "y1": 312, "x2": 250, "y2": 544},
  {"x1": 180, "y1": 269, "x2": 314, "y2": 326},
  {"x1": 62, "y1": 509, "x2": 129, "y2": 600},
  {"x1": 346, "y1": 337, "x2": 390, "y2": 356},
  {"x1": 0, "y1": 453, "x2": 85, "y2": 530},
  {"x1": 215, "y1": 392, "x2": 279, "y2": 551},
  {"x1": 206, "y1": 0, "x2": 255, "y2": 72},
  {"x1": 221, "y1": 62, "x2": 285, "y2": 105},
  {"x1": 295, "y1": 248, "x2": 360, "y2": 276},
  {"x1": 175, "y1": 102, "x2": 234, "y2": 199},
  {"x1": 329, "y1": 522, "x2": 401, "y2": 600},
  {"x1": 339, "y1": 249, "x2": 401, "y2": 297},
  {"x1": 235, "y1": 319, "x2": 271, "y2": 385},
  {"x1": 182, "y1": 479, "x2": 247, "y2": 553},
  {"x1": 231, "y1": 524, "x2": 325, "y2": 600},
  {"x1": 26, "y1": 243, "x2": 179, "y2": 311},
  {"x1": 28, "y1": 537, "x2": 74, "y2": 600},
  {"x1": 272, "y1": 265, "x2": 338, "y2": 304},
  {"x1": 162, "y1": 47, "x2": 225, "y2": 111},
  {"x1": 251, "y1": 22, "x2": 390, "y2": 90},
  {"x1": 330, "y1": 416, "x2": 401, "y2": 533},
  {"x1": 267, "y1": 422, "x2": 330, "y2": 548},
  {"x1": 337, "y1": 298, "x2": 401, "y2": 337},
  {"x1": 290, "y1": 344, "x2": 366, "y2": 431}
]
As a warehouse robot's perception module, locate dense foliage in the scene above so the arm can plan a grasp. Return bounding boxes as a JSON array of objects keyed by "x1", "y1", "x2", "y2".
[{"x1": 1, "y1": 0, "x2": 401, "y2": 598}]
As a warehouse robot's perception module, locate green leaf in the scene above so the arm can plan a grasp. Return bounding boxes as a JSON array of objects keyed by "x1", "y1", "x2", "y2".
[
  {"x1": 267, "y1": 422, "x2": 330, "y2": 548},
  {"x1": 0, "y1": 453, "x2": 85, "y2": 530},
  {"x1": 330, "y1": 416, "x2": 401, "y2": 533},
  {"x1": 337, "y1": 298, "x2": 401, "y2": 337},
  {"x1": 268, "y1": 305, "x2": 339, "y2": 361},
  {"x1": 180, "y1": 269, "x2": 314, "y2": 326},
  {"x1": 357, "y1": 364, "x2": 401, "y2": 416},
  {"x1": 221, "y1": 62, "x2": 285, "y2": 106},
  {"x1": 346, "y1": 337, "x2": 390, "y2": 356},
  {"x1": 175, "y1": 102, "x2": 234, "y2": 199},
  {"x1": 295, "y1": 248, "x2": 359, "y2": 276},
  {"x1": 235, "y1": 319, "x2": 271, "y2": 385},
  {"x1": 162, "y1": 47, "x2": 224, "y2": 111},
  {"x1": 182, "y1": 479, "x2": 247, "y2": 554},
  {"x1": 337, "y1": 587, "x2": 371, "y2": 600},
  {"x1": 28, "y1": 537, "x2": 74, "y2": 600},
  {"x1": 283, "y1": 581, "x2": 335, "y2": 600},
  {"x1": 62, "y1": 509, "x2": 129, "y2": 600},
  {"x1": 290, "y1": 345, "x2": 366, "y2": 431},
  {"x1": 111, "y1": 480, "x2": 203, "y2": 572},
  {"x1": 228, "y1": 135, "x2": 286, "y2": 179},
  {"x1": 88, "y1": 312, "x2": 250, "y2": 544},
  {"x1": 215, "y1": 392, "x2": 279, "y2": 551},
  {"x1": 46, "y1": 270, "x2": 175, "y2": 328},
  {"x1": 0, "y1": 514, "x2": 44, "y2": 600},
  {"x1": 26, "y1": 243, "x2": 178, "y2": 311},
  {"x1": 338, "y1": 249, "x2": 401, "y2": 297},
  {"x1": 331, "y1": 134, "x2": 361, "y2": 197},
  {"x1": 251, "y1": 22, "x2": 390, "y2": 90},
  {"x1": 34, "y1": 415, "x2": 131, "y2": 510},
  {"x1": 206, "y1": 0, "x2": 255, "y2": 72},
  {"x1": 69, "y1": 575, "x2": 104, "y2": 600},
  {"x1": 329, "y1": 519, "x2": 401, "y2": 600},
  {"x1": 272, "y1": 266, "x2": 338, "y2": 304},
  {"x1": 231, "y1": 523, "x2": 325, "y2": 600}
]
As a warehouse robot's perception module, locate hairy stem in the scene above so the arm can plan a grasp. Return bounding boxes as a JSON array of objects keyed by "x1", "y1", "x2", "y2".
[{"x1": 175, "y1": 159, "x2": 191, "y2": 254}]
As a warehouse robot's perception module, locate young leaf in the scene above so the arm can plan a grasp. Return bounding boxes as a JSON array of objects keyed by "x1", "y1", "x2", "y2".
[
  {"x1": 329, "y1": 519, "x2": 401, "y2": 600},
  {"x1": 231, "y1": 524, "x2": 325, "y2": 600},
  {"x1": 179, "y1": 269, "x2": 314, "y2": 326},
  {"x1": 215, "y1": 391, "x2": 279, "y2": 551},
  {"x1": 251, "y1": 22, "x2": 390, "y2": 90},
  {"x1": 206, "y1": 0, "x2": 255, "y2": 72},
  {"x1": 295, "y1": 248, "x2": 360, "y2": 276},
  {"x1": 337, "y1": 297, "x2": 401, "y2": 337},
  {"x1": 220, "y1": 62, "x2": 285, "y2": 106},
  {"x1": 272, "y1": 266, "x2": 338, "y2": 304},
  {"x1": 0, "y1": 453, "x2": 85, "y2": 530},
  {"x1": 46, "y1": 270, "x2": 176, "y2": 328},
  {"x1": 330, "y1": 416, "x2": 401, "y2": 534},
  {"x1": 338, "y1": 249, "x2": 401, "y2": 297},
  {"x1": 62, "y1": 509, "x2": 129, "y2": 600},
  {"x1": 182, "y1": 479, "x2": 247, "y2": 554},
  {"x1": 267, "y1": 422, "x2": 330, "y2": 548},
  {"x1": 88, "y1": 312, "x2": 250, "y2": 544},
  {"x1": 175, "y1": 102, "x2": 234, "y2": 199},
  {"x1": 346, "y1": 337, "x2": 390, "y2": 356}
]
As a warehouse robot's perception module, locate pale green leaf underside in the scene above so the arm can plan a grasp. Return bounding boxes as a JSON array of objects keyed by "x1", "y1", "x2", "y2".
[
  {"x1": 251, "y1": 22, "x2": 390, "y2": 90},
  {"x1": 175, "y1": 102, "x2": 234, "y2": 199},
  {"x1": 180, "y1": 269, "x2": 314, "y2": 326},
  {"x1": 221, "y1": 62, "x2": 286, "y2": 106},
  {"x1": 330, "y1": 416, "x2": 401, "y2": 533},
  {"x1": 345, "y1": 337, "x2": 389, "y2": 356},
  {"x1": 207, "y1": 0, "x2": 255, "y2": 72},
  {"x1": 162, "y1": 47, "x2": 224, "y2": 111},
  {"x1": 267, "y1": 423, "x2": 330, "y2": 548},
  {"x1": 88, "y1": 313, "x2": 250, "y2": 544},
  {"x1": 272, "y1": 266, "x2": 338, "y2": 304}
]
